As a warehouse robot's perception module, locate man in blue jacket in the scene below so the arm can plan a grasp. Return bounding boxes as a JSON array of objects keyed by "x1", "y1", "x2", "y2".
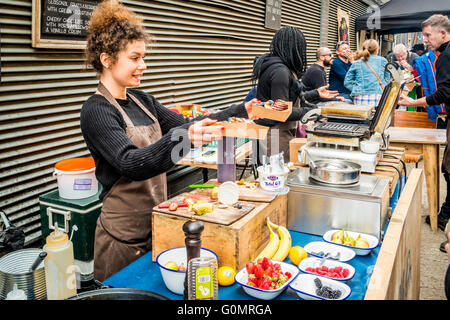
[
  {"x1": 400, "y1": 14, "x2": 450, "y2": 252},
  {"x1": 329, "y1": 41, "x2": 353, "y2": 101}
]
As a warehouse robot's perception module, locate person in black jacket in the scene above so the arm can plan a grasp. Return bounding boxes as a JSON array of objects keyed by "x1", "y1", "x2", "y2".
[
  {"x1": 399, "y1": 14, "x2": 450, "y2": 253},
  {"x1": 252, "y1": 26, "x2": 338, "y2": 159}
]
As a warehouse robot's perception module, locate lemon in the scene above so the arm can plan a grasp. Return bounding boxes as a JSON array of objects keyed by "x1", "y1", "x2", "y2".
[
  {"x1": 164, "y1": 261, "x2": 179, "y2": 271},
  {"x1": 218, "y1": 266, "x2": 236, "y2": 286},
  {"x1": 289, "y1": 246, "x2": 308, "y2": 265}
]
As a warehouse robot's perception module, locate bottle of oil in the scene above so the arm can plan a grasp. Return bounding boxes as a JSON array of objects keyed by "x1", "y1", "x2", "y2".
[
  {"x1": 186, "y1": 256, "x2": 218, "y2": 300},
  {"x1": 43, "y1": 223, "x2": 77, "y2": 300}
]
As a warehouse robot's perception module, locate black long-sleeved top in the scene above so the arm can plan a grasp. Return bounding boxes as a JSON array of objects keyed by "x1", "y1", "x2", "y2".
[
  {"x1": 426, "y1": 41, "x2": 450, "y2": 108},
  {"x1": 253, "y1": 54, "x2": 317, "y2": 127},
  {"x1": 80, "y1": 88, "x2": 247, "y2": 200}
]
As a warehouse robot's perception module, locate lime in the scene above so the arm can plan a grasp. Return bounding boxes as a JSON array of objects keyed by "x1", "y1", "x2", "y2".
[
  {"x1": 164, "y1": 261, "x2": 179, "y2": 271},
  {"x1": 218, "y1": 266, "x2": 236, "y2": 286},
  {"x1": 289, "y1": 246, "x2": 308, "y2": 265}
]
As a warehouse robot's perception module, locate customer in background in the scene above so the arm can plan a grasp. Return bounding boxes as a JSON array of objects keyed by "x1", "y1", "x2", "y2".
[
  {"x1": 445, "y1": 230, "x2": 450, "y2": 299},
  {"x1": 344, "y1": 39, "x2": 391, "y2": 107},
  {"x1": 387, "y1": 43, "x2": 419, "y2": 70},
  {"x1": 399, "y1": 14, "x2": 450, "y2": 252},
  {"x1": 412, "y1": 43, "x2": 426, "y2": 56},
  {"x1": 301, "y1": 47, "x2": 344, "y2": 105},
  {"x1": 329, "y1": 41, "x2": 354, "y2": 101},
  {"x1": 252, "y1": 26, "x2": 339, "y2": 157}
]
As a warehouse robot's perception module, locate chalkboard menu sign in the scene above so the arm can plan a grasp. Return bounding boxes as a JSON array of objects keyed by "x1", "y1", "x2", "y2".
[{"x1": 32, "y1": 0, "x2": 100, "y2": 49}]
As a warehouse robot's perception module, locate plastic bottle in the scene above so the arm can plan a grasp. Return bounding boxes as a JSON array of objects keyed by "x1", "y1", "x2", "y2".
[
  {"x1": 43, "y1": 223, "x2": 77, "y2": 300},
  {"x1": 217, "y1": 136, "x2": 236, "y2": 182},
  {"x1": 6, "y1": 284, "x2": 27, "y2": 300}
]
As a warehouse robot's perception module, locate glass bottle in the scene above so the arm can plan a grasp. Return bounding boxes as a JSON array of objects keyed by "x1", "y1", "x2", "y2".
[
  {"x1": 187, "y1": 256, "x2": 219, "y2": 300},
  {"x1": 217, "y1": 136, "x2": 236, "y2": 182}
]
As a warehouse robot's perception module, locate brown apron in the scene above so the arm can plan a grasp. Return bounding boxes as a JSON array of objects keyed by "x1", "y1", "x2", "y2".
[
  {"x1": 93, "y1": 83, "x2": 167, "y2": 282},
  {"x1": 262, "y1": 97, "x2": 300, "y2": 157}
]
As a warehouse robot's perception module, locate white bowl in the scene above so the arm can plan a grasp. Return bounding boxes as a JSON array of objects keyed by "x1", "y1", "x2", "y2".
[
  {"x1": 234, "y1": 260, "x2": 299, "y2": 300},
  {"x1": 322, "y1": 230, "x2": 379, "y2": 256},
  {"x1": 360, "y1": 140, "x2": 380, "y2": 154},
  {"x1": 289, "y1": 273, "x2": 351, "y2": 300},
  {"x1": 156, "y1": 247, "x2": 218, "y2": 295},
  {"x1": 303, "y1": 241, "x2": 356, "y2": 262},
  {"x1": 298, "y1": 257, "x2": 355, "y2": 281}
]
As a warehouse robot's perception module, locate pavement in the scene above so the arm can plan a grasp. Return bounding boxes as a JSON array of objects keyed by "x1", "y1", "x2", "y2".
[{"x1": 416, "y1": 146, "x2": 449, "y2": 300}]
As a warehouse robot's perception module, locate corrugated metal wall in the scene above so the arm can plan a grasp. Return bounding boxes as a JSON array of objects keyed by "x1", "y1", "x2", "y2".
[
  {"x1": 0, "y1": 0, "x2": 366, "y2": 246},
  {"x1": 327, "y1": 0, "x2": 368, "y2": 53}
]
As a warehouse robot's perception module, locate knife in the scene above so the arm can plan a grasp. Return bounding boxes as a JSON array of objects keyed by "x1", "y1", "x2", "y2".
[{"x1": 188, "y1": 184, "x2": 219, "y2": 188}]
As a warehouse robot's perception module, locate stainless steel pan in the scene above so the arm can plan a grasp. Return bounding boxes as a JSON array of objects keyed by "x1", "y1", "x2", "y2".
[{"x1": 309, "y1": 159, "x2": 361, "y2": 185}]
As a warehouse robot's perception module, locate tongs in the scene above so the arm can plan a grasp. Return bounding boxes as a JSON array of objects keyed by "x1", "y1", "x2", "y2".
[{"x1": 300, "y1": 108, "x2": 326, "y2": 124}]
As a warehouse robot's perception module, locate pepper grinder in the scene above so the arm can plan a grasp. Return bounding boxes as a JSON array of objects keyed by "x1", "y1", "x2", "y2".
[{"x1": 182, "y1": 218, "x2": 204, "y2": 299}]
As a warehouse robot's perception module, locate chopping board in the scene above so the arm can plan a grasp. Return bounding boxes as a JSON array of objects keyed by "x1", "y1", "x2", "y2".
[
  {"x1": 152, "y1": 193, "x2": 255, "y2": 226},
  {"x1": 191, "y1": 180, "x2": 277, "y2": 203}
]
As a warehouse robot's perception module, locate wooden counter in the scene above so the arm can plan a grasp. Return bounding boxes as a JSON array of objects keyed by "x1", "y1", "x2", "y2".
[
  {"x1": 365, "y1": 168, "x2": 423, "y2": 299},
  {"x1": 152, "y1": 193, "x2": 287, "y2": 271}
]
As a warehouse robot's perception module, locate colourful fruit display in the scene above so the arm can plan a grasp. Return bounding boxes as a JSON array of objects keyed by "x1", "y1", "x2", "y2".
[
  {"x1": 305, "y1": 266, "x2": 350, "y2": 279},
  {"x1": 245, "y1": 257, "x2": 292, "y2": 290}
]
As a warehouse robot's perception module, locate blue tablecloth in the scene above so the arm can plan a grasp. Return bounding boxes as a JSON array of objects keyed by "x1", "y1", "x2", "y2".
[{"x1": 104, "y1": 231, "x2": 381, "y2": 300}]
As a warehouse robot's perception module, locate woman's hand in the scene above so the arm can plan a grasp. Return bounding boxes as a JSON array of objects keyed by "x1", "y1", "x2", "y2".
[
  {"x1": 244, "y1": 98, "x2": 261, "y2": 120},
  {"x1": 317, "y1": 85, "x2": 339, "y2": 100},
  {"x1": 188, "y1": 118, "x2": 224, "y2": 147}
]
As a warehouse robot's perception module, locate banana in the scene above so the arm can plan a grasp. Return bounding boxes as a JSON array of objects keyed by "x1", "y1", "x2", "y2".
[
  {"x1": 254, "y1": 217, "x2": 280, "y2": 261},
  {"x1": 268, "y1": 220, "x2": 292, "y2": 262}
]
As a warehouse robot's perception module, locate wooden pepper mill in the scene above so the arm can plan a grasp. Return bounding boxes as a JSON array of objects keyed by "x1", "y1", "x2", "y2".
[{"x1": 183, "y1": 218, "x2": 204, "y2": 299}]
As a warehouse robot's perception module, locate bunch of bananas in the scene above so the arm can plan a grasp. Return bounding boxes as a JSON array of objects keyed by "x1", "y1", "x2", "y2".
[{"x1": 254, "y1": 217, "x2": 292, "y2": 262}]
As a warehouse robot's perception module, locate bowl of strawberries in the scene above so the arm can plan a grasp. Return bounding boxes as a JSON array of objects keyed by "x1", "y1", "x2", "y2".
[{"x1": 234, "y1": 257, "x2": 299, "y2": 300}]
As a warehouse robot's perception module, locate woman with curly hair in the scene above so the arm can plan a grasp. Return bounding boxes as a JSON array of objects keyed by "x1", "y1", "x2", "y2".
[{"x1": 81, "y1": 0, "x2": 258, "y2": 281}]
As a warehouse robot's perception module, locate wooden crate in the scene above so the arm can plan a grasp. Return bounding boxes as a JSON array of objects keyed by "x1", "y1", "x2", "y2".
[{"x1": 152, "y1": 194, "x2": 287, "y2": 270}]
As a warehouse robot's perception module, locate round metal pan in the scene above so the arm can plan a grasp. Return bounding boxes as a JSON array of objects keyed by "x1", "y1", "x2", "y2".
[
  {"x1": 67, "y1": 288, "x2": 170, "y2": 300},
  {"x1": 309, "y1": 159, "x2": 361, "y2": 185}
]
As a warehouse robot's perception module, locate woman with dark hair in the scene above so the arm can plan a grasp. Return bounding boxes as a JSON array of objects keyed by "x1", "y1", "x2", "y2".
[
  {"x1": 81, "y1": 0, "x2": 258, "y2": 281},
  {"x1": 252, "y1": 26, "x2": 338, "y2": 158}
]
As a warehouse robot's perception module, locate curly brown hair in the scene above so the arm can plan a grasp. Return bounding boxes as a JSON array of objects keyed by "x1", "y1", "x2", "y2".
[{"x1": 85, "y1": 0, "x2": 152, "y2": 73}]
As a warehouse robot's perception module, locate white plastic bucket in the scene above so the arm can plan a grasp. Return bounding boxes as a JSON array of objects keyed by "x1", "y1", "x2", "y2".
[
  {"x1": 257, "y1": 166, "x2": 289, "y2": 192},
  {"x1": 53, "y1": 158, "x2": 98, "y2": 199}
]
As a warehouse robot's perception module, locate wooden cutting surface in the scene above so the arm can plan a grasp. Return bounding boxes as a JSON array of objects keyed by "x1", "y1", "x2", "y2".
[
  {"x1": 191, "y1": 179, "x2": 277, "y2": 203},
  {"x1": 152, "y1": 192, "x2": 255, "y2": 226}
]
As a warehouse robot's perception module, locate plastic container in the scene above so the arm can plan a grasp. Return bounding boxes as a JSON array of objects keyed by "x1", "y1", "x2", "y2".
[
  {"x1": 217, "y1": 137, "x2": 236, "y2": 183},
  {"x1": 186, "y1": 256, "x2": 218, "y2": 300},
  {"x1": 53, "y1": 157, "x2": 98, "y2": 199},
  {"x1": 43, "y1": 224, "x2": 77, "y2": 300},
  {"x1": 257, "y1": 165, "x2": 289, "y2": 192}
]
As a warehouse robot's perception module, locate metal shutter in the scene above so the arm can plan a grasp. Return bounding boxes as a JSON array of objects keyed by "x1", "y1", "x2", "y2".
[
  {"x1": 1, "y1": 0, "x2": 327, "y2": 246},
  {"x1": 282, "y1": 0, "x2": 322, "y2": 68}
]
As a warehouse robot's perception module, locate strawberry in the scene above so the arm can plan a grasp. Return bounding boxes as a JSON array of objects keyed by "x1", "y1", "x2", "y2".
[
  {"x1": 257, "y1": 258, "x2": 263, "y2": 265},
  {"x1": 254, "y1": 264, "x2": 264, "y2": 278},
  {"x1": 246, "y1": 281, "x2": 257, "y2": 287},
  {"x1": 264, "y1": 266, "x2": 273, "y2": 277},
  {"x1": 271, "y1": 271, "x2": 280, "y2": 282},
  {"x1": 273, "y1": 263, "x2": 281, "y2": 271},
  {"x1": 246, "y1": 262, "x2": 255, "y2": 274},
  {"x1": 262, "y1": 257, "x2": 271, "y2": 270},
  {"x1": 248, "y1": 273, "x2": 257, "y2": 285},
  {"x1": 285, "y1": 272, "x2": 292, "y2": 279}
]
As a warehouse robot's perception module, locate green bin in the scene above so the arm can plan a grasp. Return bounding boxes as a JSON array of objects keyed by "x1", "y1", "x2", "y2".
[{"x1": 39, "y1": 186, "x2": 102, "y2": 262}]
